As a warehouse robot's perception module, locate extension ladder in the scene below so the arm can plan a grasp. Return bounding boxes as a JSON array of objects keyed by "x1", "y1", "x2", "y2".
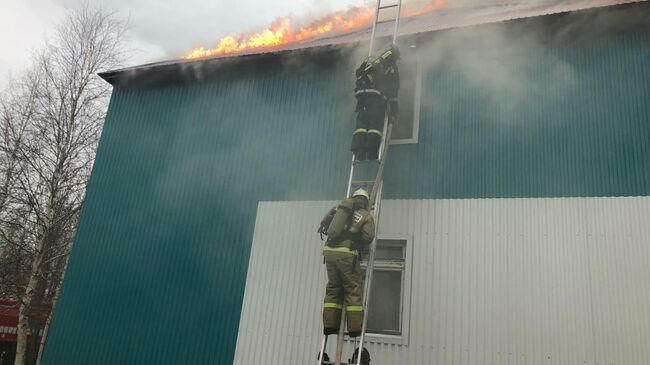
[{"x1": 317, "y1": 0, "x2": 402, "y2": 363}]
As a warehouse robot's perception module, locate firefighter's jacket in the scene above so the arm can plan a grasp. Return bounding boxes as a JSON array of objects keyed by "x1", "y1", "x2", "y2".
[
  {"x1": 354, "y1": 56, "x2": 400, "y2": 120},
  {"x1": 324, "y1": 208, "x2": 375, "y2": 255}
]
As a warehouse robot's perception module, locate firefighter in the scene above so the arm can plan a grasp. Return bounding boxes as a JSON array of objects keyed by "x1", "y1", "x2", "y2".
[
  {"x1": 318, "y1": 188, "x2": 375, "y2": 337},
  {"x1": 351, "y1": 46, "x2": 400, "y2": 161}
]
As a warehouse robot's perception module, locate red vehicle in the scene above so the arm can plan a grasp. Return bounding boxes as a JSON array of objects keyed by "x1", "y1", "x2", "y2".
[{"x1": 0, "y1": 299, "x2": 50, "y2": 365}]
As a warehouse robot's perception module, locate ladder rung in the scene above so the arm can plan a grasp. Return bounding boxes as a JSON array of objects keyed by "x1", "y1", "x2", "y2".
[
  {"x1": 376, "y1": 19, "x2": 396, "y2": 24},
  {"x1": 351, "y1": 180, "x2": 376, "y2": 186},
  {"x1": 352, "y1": 159, "x2": 379, "y2": 166},
  {"x1": 379, "y1": 4, "x2": 398, "y2": 9},
  {"x1": 354, "y1": 159, "x2": 383, "y2": 166}
]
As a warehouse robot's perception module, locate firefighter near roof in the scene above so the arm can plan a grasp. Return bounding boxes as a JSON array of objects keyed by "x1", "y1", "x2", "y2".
[
  {"x1": 318, "y1": 188, "x2": 376, "y2": 338},
  {"x1": 351, "y1": 46, "x2": 400, "y2": 161}
]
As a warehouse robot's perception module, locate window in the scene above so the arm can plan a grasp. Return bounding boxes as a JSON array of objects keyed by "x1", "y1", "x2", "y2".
[
  {"x1": 390, "y1": 45, "x2": 421, "y2": 144},
  {"x1": 355, "y1": 236, "x2": 412, "y2": 345}
]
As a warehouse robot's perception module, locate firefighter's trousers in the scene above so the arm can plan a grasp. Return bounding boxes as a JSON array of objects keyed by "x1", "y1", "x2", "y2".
[
  {"x1": 351, "y1": 97, "x2": 386, "y2": 161},
  {"x1": 322, "y1": 249, "x2": 364, "y2": 336}
]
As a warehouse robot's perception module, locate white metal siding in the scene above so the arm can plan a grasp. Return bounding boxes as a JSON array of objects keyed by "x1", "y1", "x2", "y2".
[{"x1": 234, "y1": 197, "x2": 650, "y2": 364}]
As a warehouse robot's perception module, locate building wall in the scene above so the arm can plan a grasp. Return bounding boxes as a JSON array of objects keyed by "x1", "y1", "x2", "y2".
[
  {"x1": 388, "y1": 23, "x2": 650, "y2": 198},
  {"x1": 43, "y1": 47, "x2": 356, "y2": 365},
  {"x1": 43, "y1": 11, "x2": 650, "y2": 365},
  {"x1": 235, "y1": 198, "x2": 650, "y2": 364}
]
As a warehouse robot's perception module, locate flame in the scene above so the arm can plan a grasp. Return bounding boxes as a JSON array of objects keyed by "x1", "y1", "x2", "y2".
[
  {"x1": 405, "y1": 0, "x2": 446, "y2": 17},
  {"x1": 185, "y1": 1, "x2": 445, "y2": 60}
]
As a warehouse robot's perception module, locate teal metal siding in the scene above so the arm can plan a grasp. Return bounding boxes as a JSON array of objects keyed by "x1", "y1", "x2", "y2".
[
  {"x1": 386, "y1": 29, "x2": 650, "y2": 198},
  {"x1": 43, "y1": 60, "x2": 357, "y2": 364},
  {"x1": 44, "y1": 24, "x2": 650, "y2": 364}
]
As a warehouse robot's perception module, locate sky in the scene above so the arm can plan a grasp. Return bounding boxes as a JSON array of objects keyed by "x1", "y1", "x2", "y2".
[{"x1": 0, "y1": 0, "x2": 366, "y2": 89}]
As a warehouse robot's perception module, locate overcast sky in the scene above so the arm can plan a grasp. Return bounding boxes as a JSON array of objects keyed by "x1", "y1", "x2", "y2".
[{"x1": 0, "y1": 0, "x2": 367, "y2": 88}]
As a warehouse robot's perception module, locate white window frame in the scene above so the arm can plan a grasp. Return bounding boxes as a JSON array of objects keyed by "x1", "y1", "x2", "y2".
[
  {"x1": 390, "y1": 49, "x2": 422, "y2": 145},
  {"x1": 347, "y1": 234, "x2": 413, "y2": 346}
]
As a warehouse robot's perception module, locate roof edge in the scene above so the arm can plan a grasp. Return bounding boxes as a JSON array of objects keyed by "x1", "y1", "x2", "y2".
[{"x1": 99, "y1": 0, "x2": 647, "y2": 85}]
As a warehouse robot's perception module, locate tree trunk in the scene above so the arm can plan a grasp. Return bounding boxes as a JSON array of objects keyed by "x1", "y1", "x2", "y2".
[
  {"x1": 36, "y1": 250, "x2": 71, "y2": 365},
  {"x1": 28, "y1": 321, "x2": 40, "y2": 365},
  {"x1": 14, "y1": 247, "x2": 44, "y2": 365},
  {"x1": 14, "y1": 203, "x2": 52, "y2": 365}
]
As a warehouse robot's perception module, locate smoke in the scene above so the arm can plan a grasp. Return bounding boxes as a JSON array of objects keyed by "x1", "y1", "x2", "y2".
[
  {"x1": 414, "y1": 1, "x2": 647, "y2": 125},
  {"x1": 141, "y1": 1, "x2": 630, "y2": 199},
  {"x1": 419, "y1": 26, "x2": 576, "y2": 121},
  {"x1": 115, "y1": 1, "x2": 647, "y2": 233},
  {"x1": 150, "y1": 51, "x2": 350, "y2": 209}
]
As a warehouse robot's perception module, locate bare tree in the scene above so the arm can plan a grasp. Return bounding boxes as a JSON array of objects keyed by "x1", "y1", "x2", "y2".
[
  {"x1": 0, "y1": 6, "x2": 127, "y2": 365},
  {"x1": 0, "y1": 73, "x2": 41, "y2": 305},
  {"x1": 0, "y1": 72, "x2": 38, "y2": 213}
]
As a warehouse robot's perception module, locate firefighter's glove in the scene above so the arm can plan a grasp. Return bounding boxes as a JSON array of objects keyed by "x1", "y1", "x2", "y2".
[
  {"x1": 356, "y1": 64, "x2": 365, "y2": 78},
  {"x1": 317, "y1": 222, "x2": 327, "y2": 240},
  {"x1": 359, "y1": 242, "x2": 370, "y2": 256},
  {"x1": 348, "y1": 210, "x2": 369, "y2": 233}
]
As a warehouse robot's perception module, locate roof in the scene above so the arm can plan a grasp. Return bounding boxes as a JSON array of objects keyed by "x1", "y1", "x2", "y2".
[{"x1": 100, "y1": 0, "x2": 644, "y2": 82}]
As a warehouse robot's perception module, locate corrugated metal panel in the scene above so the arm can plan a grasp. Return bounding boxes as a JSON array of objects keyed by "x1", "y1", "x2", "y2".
[
  {"x1": 43, "y1": 64, "x2": 355, "y2": 364},
  {"x1": 386, "y1": 22, "x2": 650, "y2": 198},
  {"x1": 233, "y1": 201, "x2": 333, "y2": 364},
  {"x1": 235, "y1": 197, "x2": 650, "y2": 364}
]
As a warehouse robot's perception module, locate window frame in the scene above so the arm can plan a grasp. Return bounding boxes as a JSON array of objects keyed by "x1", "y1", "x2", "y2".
[
  {"x1": 389, "y1": 48, "x2": 422, "y2": 145},
  {"x1": 349, "y1": 234, "x2": 413, "y2": 346}
]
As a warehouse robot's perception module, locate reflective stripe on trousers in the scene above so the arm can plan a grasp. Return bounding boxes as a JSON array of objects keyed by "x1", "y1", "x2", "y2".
[
  {"x1": 322, "y1": 246, "x2": 358, "y2": 256},
  {"x1": 323, "y1": 302, "x2": 343, "y2": 309},
  {"x1": 368, "y1": 129, "x2": 382, "y2": 137},
  {"x1": 355, "y1": 89, "x2": 383, "y2": 97}
]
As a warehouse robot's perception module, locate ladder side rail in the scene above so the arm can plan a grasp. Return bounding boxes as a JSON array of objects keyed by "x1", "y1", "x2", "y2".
[
  {"x1": 370, "y1": 121, "x2": 393, "y2": 205},
  {"x1": 362, "y1": 180, "x2": 384, "y2": 312},
  {"x1": 324, "y1": 156, "x2": 355, "y2": 365},
  {"x1": 335, "y1": 306, "x2": 346, "y2": 365},
  {"x1": 392, "y1": 0, "x2": 403, "y2": 44},
  {"x1": 317, "y1": 335, "x2": 329, "y2": 365},
  {"x1": 355, "y1": 181, "x2": 384, "y2": 365},
  {"x1": 368, "y1": 0, "x2": 383, "y2": 57},
  {"x1": 356, "y1": 117, "x2": 393, "y2": 364},
  {"x1": 376, "y1": 110, "x2": 390, "y2": 162},
  {"x1": 346, "y1": 155, "x2": 356, "y2": 197},
  {"x1": 362, "y1": 181, "x2": 383, "y2": 310}
]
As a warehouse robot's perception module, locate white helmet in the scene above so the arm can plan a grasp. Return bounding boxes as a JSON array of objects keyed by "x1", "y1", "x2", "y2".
[{"x1": 352, "y1": 188, "x2": 369, "y2": 201}]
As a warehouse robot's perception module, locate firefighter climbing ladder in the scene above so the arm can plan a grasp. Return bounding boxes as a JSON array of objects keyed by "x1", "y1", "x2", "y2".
[{"x1": 318, "y1": 0, "x2": 402, "y2": 364}]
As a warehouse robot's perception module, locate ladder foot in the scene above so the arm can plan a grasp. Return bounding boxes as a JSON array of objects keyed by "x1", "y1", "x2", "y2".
[
  {"x1": 350, "y1": 347, "x2": 371, "y2": 365},
  {"x1": 317, "y1": 351, "x2": 330, "y2": 362}
]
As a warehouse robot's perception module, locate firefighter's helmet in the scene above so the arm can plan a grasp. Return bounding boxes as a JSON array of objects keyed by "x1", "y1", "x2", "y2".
[{"x1": 352, "y1": 188, "x2": 369, "y2": 201}]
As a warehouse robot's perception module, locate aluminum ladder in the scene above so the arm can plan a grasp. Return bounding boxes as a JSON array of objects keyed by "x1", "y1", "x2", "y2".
[{"x1": 317, "y1": 0, "x2": 402, "y2": 364}]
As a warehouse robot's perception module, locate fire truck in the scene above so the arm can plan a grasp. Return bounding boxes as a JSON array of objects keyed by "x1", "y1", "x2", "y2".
[{"x1": 0, "y1": 299, "x2": 50, "y2": 365}]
